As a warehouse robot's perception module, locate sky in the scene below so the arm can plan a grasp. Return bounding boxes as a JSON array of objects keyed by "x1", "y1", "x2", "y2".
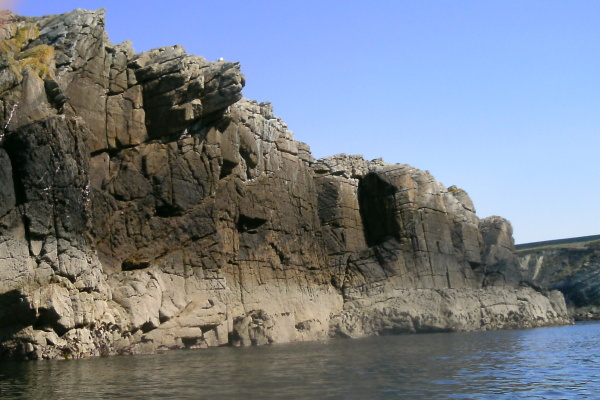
[{"x1": 7, "y1": 1, "x2": 600, "y2": 244}]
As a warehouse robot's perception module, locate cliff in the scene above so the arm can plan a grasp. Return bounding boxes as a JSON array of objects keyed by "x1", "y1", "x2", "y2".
[
  {"x1": 517, "y1": 236, "x2": 600, "y2": 320},
  {"x1": 0, "y1": 9, "x2": 570, "y2": 360}
]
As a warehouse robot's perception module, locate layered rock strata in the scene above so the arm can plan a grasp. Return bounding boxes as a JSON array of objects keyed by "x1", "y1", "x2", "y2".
[
  {"x1": 0, "y1": 9, "x2": 570, "y2": 360},
  {"x1": 518, "y1": 238, "x2": 600, "y2": 320}
]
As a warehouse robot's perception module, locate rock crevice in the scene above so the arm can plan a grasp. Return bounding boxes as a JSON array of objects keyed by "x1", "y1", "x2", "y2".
[{"x1": 0, "y1": 9, "x2": 570, "y2": 360}]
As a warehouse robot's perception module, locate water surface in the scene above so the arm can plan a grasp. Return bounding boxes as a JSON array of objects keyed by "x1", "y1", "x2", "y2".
[{"x1": 1, "y1": 322, "x2": 599, "y2": 399}]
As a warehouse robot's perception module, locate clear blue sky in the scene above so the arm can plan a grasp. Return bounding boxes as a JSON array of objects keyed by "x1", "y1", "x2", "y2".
[{"x1": 10, "y1": 0, "x2": 600, "y2": 244}]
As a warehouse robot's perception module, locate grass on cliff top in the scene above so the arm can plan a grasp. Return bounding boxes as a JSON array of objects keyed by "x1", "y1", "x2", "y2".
[{"x1": 516, "y1": 237, "x2": 600, "y2": 253}]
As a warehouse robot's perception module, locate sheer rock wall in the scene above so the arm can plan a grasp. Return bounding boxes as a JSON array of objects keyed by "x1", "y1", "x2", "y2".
[
  {"x1": 518, "y1": 239, "x2": 600, "y2": 320},
  {"x1": 0, "y1": 9, "x2": 570, "y2": 360}
]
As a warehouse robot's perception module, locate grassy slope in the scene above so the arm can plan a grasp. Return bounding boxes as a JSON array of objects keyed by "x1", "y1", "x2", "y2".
[{"x1": 515, "y1": 235, "x2": 600, "y2": 252}]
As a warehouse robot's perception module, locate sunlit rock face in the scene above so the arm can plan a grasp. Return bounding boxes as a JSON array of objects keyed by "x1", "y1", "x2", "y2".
[
  {"x1": 0, "y1": 9, "x2": 570, "y2": 360},
  {"x1": 518, "y1": 238, "x2": 600, "y2": 320}
]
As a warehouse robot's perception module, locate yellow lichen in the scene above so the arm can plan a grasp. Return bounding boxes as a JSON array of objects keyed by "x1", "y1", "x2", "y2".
[
  {"x1": 448, "y1": 185, "x2": 464, "y2": 194},
  {"x1": 14, "y1": 25, "x2": 40, "y2": 46},
  {"x1": 18, "y1": 57, "x2": 52, "y2": 79},
  {"x1": 17, "y1": 45, "x2": 54, "y2": 64},
  {"x1": 0, "y1": 38, "x2": 20, "y2": 54},
  {"x1": 0, "y1": 24, "x2": 55, "y2": 81}
]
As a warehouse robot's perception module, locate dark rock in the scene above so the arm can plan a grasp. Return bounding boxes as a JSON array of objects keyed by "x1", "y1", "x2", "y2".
[
  {"x1": 0, "y1": 8, "x2": 570, "y2": 360},
  {"x1": 43, "y1": 79, "x2": 66, "y2": 110},
  {"x1": 0, "y1": 149, "x2": 16, "y2": 217},
  {"x1": 133, "y1": 46, "x2": 244, "y2": 139}
]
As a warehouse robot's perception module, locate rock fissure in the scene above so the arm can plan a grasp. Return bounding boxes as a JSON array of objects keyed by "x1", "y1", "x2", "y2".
[{"x1": 0, "y1": 8, "x2": 572, "y2": 361}]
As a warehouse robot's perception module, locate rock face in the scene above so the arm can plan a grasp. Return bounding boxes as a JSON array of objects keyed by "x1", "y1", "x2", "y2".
[
  {"x1": 0, "y1": 9, "x2": 570, "y2": 360},
  {"x1": 518, "y1": 237, "x2": 600, "y2": 320}
]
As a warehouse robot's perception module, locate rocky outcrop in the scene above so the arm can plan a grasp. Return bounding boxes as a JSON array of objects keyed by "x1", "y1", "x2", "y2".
[
  {"x1": 331, "y1": 287, "x2": 568, "y2": 337},
  {"x1": 518, "y1": 238, "x2": 600, "y2": 320},
  {"x1": 311, "y1": 156, "x2": 567, "y2": 336},
  {"x1": 0, "y1": 9, "x2": 570, "y2": 360},
  {"x1": 479, "y1": 216, "x2": 523, "y2": 287}
]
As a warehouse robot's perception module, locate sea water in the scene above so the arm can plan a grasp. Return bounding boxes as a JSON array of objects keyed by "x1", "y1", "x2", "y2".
[{"x1": 1, "y1": 322, "x2": 599, "y2": 399}]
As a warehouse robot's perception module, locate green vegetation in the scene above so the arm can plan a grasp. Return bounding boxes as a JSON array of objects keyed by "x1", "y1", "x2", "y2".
[{"x1": 516, "y1": 236, "x2": 600, "y2": 253}]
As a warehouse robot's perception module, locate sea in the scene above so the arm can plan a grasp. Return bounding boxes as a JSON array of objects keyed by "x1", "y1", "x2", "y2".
[{"x1": 1, "y1": 321, "x2": 599, "y2": 399}]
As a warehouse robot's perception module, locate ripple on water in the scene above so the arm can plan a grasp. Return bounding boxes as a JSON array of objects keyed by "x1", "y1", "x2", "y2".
[{"x1": 0, "y1": 322, "x2": 599, "y2": 399}]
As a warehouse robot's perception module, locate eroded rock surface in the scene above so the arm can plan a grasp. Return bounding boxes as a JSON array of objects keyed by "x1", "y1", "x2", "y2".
[
  {"x1": 0, "y1": 9, "x2": 570, "y2": 360},
  {"x1": 518, "y1": 238, "x2": 600, "y2": 320}
]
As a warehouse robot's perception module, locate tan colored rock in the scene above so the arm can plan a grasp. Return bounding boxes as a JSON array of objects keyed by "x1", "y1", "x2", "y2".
[
  {"x1": 332, "y1": 286, "x2": 570, "y2": 337},
  {"x1": 0, "y1": 8, "x2": 572, "y2": 361},
  {"x1": 480, "y1": 216, "x2": 523, "y2": 286}
]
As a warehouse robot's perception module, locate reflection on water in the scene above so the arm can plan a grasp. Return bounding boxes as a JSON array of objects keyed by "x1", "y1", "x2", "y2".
[{"x1": 1, "y1": 322, "x2": 599, "y2": 399}]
